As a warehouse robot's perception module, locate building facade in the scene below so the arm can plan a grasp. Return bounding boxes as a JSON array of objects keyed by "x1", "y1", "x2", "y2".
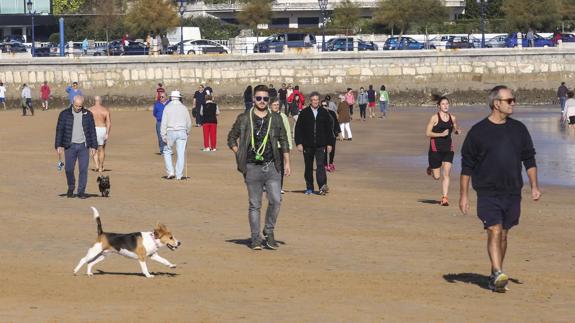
[
  {"x1": 186, "y1": 0, "x2": 466, "y2": 29},
  {"x1": 0, "y1": 0, "x2": 54, "y2": 41}
]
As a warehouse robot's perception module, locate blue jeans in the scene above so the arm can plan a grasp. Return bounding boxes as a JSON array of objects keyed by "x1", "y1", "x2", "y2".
[
  {"x1": 379, "y1": 101, "x2": 388, "y2": 115},
  {"x1": 163, "y1": 130, "x2": 188, "y2": 179},
  {"x1": 560, "y1": 96, "x2": 567, "y2": 113},
  {"x1": 156, "y1": 122, "x2": 165, "y2": 153},
  {"x1": 65, "y1": 143, "x2": 89, "y2": 194}
]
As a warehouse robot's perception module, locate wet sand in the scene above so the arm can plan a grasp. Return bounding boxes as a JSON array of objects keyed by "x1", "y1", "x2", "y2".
[{"x1": 0, "y1": 106, "x2": 574, "y2": 322}]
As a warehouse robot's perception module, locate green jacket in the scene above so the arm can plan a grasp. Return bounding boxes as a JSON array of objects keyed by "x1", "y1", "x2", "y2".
[{"x1": 227, "y1": 109, "x2": 289, "y2": 174}]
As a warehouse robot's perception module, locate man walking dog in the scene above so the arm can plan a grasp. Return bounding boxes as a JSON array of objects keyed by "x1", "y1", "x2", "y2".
[{"x1": 55, "y1": 95, "x2": 98, "y2": 199}]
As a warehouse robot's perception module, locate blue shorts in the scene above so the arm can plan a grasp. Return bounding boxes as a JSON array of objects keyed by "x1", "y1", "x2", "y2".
[
  {"x1": 0, "y1": 98, "x2": 5, "y2": 103},
  {"x1": 477, "y1": 195, "x2": 521, "y2": 230}
]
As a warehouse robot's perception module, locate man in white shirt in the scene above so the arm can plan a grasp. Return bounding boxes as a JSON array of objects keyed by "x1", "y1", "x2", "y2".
[
  {"x1": 0, "y1": 81, "x2": 6, "y2": 110},
  {"x1": 161, "y1": 91, "x2": 192, "y2": 180},
  {"x1": 21, "y1": 83, "x2": 33, "y2": 116}
]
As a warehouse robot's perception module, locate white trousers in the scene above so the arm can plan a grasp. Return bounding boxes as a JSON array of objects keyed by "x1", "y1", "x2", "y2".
[{"x1": 340, "y1": 122, "x2": 352, "y2": 139}]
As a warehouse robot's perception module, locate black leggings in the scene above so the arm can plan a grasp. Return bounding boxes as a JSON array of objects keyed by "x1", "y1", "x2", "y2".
[{"x1": 359, "y1": 104, "x2": 367, "y2": 119}]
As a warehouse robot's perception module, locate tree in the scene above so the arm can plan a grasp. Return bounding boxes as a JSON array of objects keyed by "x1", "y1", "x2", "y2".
[
  {"x1": 462, "y1": 0, "x2": 504, "y2": 19},
  {"x1": 124, "y1": 0, "x2": 179, "y2": 38},
  {"x1": 53, "y1": 0, "x2": 86, "y2": 14},
  {"x1": 332, "y1": 0, "x2": 361, "y2": 35},
  {"x1": 502, "y1": 0, "x2": 561, "y2": 31},
  {"x1": 185, "y1": 17, "x2": 241, "y2": 40},
  {"x1": 89, "y1": 0, "x2": 125, "y2": 43},
  {"x1": 236, "y1": 0, "x2": 273, "y2": 40},
  {"x1": 375, "y1": 0, "x2": 447, "y2": 43}
]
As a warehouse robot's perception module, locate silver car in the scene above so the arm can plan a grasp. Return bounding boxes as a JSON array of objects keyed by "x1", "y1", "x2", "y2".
[{"x1": 485, "y1": 35, "x2": 507, "y2": 48}]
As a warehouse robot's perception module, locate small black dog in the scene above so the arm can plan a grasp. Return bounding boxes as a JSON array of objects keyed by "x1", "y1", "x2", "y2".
[{"x1": 97, "y1": 175, "x2": 110, "y2": 197}]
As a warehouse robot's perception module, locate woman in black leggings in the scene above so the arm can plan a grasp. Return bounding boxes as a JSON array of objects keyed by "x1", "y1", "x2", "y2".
[{"x1": 322, "y1": 98, "x2": 340, "y2": 172}]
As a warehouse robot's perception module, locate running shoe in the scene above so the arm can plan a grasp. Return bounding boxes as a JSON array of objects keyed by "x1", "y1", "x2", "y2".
[
  {"x1": 488, "y1": 271, "x2": 509, "y2": 293},
  {"x1": 201, "y1": 148, "x2": 211, "y2": 152},
  {"x1": 263, "y1": 231, "x2": 278, "y2": 250},
  {"x1": 319, "y1": 184, "x2": 329, "y2": 195},
  {"x1": 250, "y1": 238, "x2": 262, "y2": 250},
  {"x1": 440, "y1": 196, "x2": 449, "y2": 206},
  {"x1": 167, "y1": 174, "x2": 175, "y2": 180},
  {"x1": 304, "y1": 189, "x2": 313, "y2": 195}
]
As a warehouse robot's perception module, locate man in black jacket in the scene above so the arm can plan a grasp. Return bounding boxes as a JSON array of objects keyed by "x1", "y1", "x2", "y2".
[
  {"x1": 227, "y1": 84, "x2": 291, "y2": 250},
  {"x1": 55, "y1": 95, "x2": 98, "y2": 199},
  {"x1": 460, "y1": 85, "x2": 541, "y2": 293},
  {"x1": 294, "y1": 92, "x2": 334, "y2": 195}
]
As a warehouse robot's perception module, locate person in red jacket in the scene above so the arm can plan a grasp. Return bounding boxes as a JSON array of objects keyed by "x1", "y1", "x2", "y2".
[
  {"x1": 287, "y1": 85, "x2": 305, "y2": 112},
  {"x1": 40, "y1": 81, "x2": 51, "y2": 110}
]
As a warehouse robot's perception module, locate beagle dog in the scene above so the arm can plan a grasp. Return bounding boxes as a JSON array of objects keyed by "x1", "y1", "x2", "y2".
[{"x1": 73, "y1": 207, "x2": 181, "y2": 278}]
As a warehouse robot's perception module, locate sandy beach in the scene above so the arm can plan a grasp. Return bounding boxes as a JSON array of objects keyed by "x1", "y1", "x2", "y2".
[{"x1": 0, "y1": 105, "x2": 573, "y2": 322}]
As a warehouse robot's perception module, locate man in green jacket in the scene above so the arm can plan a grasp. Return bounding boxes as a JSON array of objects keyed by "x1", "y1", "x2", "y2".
[{"x1": 227, "y1": 84, "x2": 291, "y2": 250}]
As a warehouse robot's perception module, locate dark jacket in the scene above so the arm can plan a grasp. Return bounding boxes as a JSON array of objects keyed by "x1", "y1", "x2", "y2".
[
  {"x1": 201, "y1": 101, "x2": 218, "y2": 124},
  {"x1": 294, "y1": 105, "x2": 335, "y2": 148},
  {"x1": 54, "y1": 106, "x2": 98, "y2": 149},
  {"x1": 227, "y1": 110, "x2": 289, "y2": 174},
  {"x1": 327, "y1": 109, "x2": 341, "y2": 143}
]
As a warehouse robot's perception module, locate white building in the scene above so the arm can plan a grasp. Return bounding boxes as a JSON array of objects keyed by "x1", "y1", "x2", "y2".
[{"x1": 185, "y1": 0, "x2": 466, "y2": 29}]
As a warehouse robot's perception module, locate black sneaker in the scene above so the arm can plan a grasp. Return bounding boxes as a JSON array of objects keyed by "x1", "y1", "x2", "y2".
[
  {"x1": 263, "y1": 231, "x2": 278, "y2": 250},
  {"x1": 77, "y1": 193, "x2": 87, "y2": 199},
  {"x1": 250, "y1": 238, "x2": 262, "y2": 250},
  {"x1": 66, "y1": 189, "x2": 74, "y2": 198}
]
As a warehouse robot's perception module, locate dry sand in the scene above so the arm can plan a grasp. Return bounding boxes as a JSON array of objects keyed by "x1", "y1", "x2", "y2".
[{"x1": 0, "y1": 106, "x2": 574, "y2": 322}]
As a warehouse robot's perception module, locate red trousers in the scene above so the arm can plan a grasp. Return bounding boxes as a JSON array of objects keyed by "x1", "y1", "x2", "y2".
[{"x1": 202, "y1": 123, "x2": 217, "y2": 149}]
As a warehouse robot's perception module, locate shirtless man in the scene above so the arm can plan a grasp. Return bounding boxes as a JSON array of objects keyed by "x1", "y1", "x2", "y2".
[{"x1": 89, "y1": 96, "x2": 112, "y2": 172}]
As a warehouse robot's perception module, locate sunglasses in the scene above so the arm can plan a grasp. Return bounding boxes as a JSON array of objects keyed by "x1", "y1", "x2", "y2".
[
  {"x1": 255, "y1": 96, "x2": 270, "y2": 102},
  {"x1": 321, "y1": 104, "x2": 328, "y2": 107},
  {"x1": 497, "y1": 98, "x2": 516, "y2": 104}
]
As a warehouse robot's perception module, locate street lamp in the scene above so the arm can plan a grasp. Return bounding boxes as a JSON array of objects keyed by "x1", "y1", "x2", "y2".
[
  {"x1": 318, "y1": 0, "x2": 328, "y2": 51},
  {"x1": 178, "y1": 0, "x2": 186, "y2": 54},
  {"x1": 476, "y1": 0, "x2": 487, "y2": 48},
  {"x1": 26, "y1": 0, "x2": 36, "y2": 57}
]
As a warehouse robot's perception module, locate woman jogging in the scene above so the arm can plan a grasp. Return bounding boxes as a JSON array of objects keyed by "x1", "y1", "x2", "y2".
[{"x1": 425, "y1": 96, "x2": 461, "y2": 206}]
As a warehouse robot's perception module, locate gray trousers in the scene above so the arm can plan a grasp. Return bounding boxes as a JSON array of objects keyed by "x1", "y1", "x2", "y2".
[{"x1": 244, "y1": 162, "x2": 282, "y2": 240}]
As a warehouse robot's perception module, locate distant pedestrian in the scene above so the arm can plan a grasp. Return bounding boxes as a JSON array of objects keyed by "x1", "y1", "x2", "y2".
[
  {"x1": 289, "y1": 94, "x2": 301, "y2": 123},
  {"x1": 287, "y1": 85, "x2": 305, "y2": 112},
  {"x1": 155, "y1": 34, "x2": 162, "y2": 55},
  {"x1": 367, "y1": 84, "x2": 377, "y2": 118},
  {"x1": 227, "y1": 84, "x2": 291, "y2": 250},
  {"x1": 337, "y1": 95, "x2": 352, "y2": 140},
  {"x1": 286, "y1": 84, "x2": 294, "y2": 100},
  {"x1": 156, "y1": 83, "x2": 165, "y2": 101},
  {"x1": 162, "y1": 34, "x2": 170, "y2": 54},
  {"x1": 270, "y1": 97, "x2": 293, "y2": 193},
  {"x1": 244, "y1": 85, "x2": 253, "y2": 112},
  {"x1": 562, "y1": 91, "x2": 575, "y2": 129},
  {"x1": 526, "y1": 29, "x2": 534, "y2": 48},
  {"x1": 460, "y1": 85, "x2": 541, "y2": 293},
  {"x1": 200, "y1": 95, "x2": 219, "y2": 151},
  {"x1": 345, "y1": 88, "x2": 355, "y2": 117},
  {"x1": 0, "y1": 81, "x2": 7, "y2": 110},
  {"x1": 82, "y1": 38, "x2": 89, "y2": 55},
  {"x1": 40, "y1": 81, "x2": 51, "y2": 110},
  {"x1": 322, "y1": 98, "x2": 341, "y2": 172},
  {"x1": 557, "y1": 82, "x2": 568, "y2": 113},
  {"x1": 89, "y1": 96, "x2": 112, "y2": 173},
  {"x1": 358, "y1": 87, "x2": 368, "y2": 121},
  {"x1": 294, "y1": 91, "x2": 334, "y2": 195},
  {"x1": 278, "y1": 83, "x2": 288, "y2": 115},
  {"x1": 54, "y1": 95, "x2": 98, "y2": 199},
  {"x1": 379, "y1": 85, "x2": 390, "y2": 118},
  {"x1": 268, "y1": 84, "x2": 277, "y2": 99},
  {"x1": 65, "y1": 82, "x2": 83, "y2": 105},
  {"x1": 193, "y1": 84, "x2": 206, "y2": 126},
  {"x1": 153, "y1": 91, "x2": 171, "y2": 154},
  {"x1": 21, "y1": 83, "x2": 33, "y2": 116},
  {"x1": 161, "y1": 91, "x2": 192, "y2": 180},
  {"x1": 204, "y1": 83, "x2": 213, "y2": 96}
]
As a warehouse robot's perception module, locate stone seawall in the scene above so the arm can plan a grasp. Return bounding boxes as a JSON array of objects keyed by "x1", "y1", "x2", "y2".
[{"x1": 0, "y1": 48, "x2": 571, "y2": 107}]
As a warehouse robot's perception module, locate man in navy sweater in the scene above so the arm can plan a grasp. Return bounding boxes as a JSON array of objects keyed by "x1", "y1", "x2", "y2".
[
  {"x1": 459, "y1": 85, "x2": 541, "y2": 293},
  {"x1": 55, "y1": 96, "x2": 98, "y2": 199}
]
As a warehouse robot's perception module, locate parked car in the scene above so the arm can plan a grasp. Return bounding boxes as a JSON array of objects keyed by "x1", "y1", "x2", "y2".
[
  {"x1": 3, "y1": 35, "x2": 26, "y2": 44},
  {"x1": 107, "y1": 40, "x2": 149, "y2": 55},
  {"x1": 428, "y1": 35, "x2": 452, "y2": 49},
  {"x1": 383, "y1": 37, "x2": 424, "y2": 50},
  {"x1": 253, "y1": 33, "x2": 316, "y2": 53},
  {"x1": 445, "y1": 36, "x2": 474, "y2": 49},
  {"x1": 555, "y1": 33, "x2": 575, "y2": 43},
  {"x1": 168, "y1": 39, "x2": 229, "y2": 55},
  {"x1": 505, "y1": 32, "x2": 554, "y2": 48},
  {"x1": 484, "y1": 34, "x2": 508, "y2": 48},
  {"x1": 325, "y1": 37, "x2": 378, "y2": 51},
  {"x1": 0, "y1": 42, "x2": 28, "y2": 53}
]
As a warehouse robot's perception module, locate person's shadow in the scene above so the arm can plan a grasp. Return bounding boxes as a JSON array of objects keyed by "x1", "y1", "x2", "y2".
[
  {"x1": 418, "y1": 199, "x2": 441, "y2": 205},
  {"x1": 443, "y1": 273, "x2": 522, "y2": 290},
  {"x1": 93, "y1": 270, "x2": 178, "y2": 277},
  {"x1": 226, "y1": 238, "x2": 286, "y2": 249}
]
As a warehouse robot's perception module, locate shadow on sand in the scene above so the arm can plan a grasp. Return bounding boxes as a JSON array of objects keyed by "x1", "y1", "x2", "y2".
[
  {"x1": 418, "y1": 199, "x2": 441, "y2": 205},
  {"x1": 443, "y1": 273, "x2": 522, "y2": 290},
  {"x1": 93, "y1": 270, "x2": 178, "y2": 277},
  {"x1": 226, "y1": 238, "x2": 286, "y2": 249}
]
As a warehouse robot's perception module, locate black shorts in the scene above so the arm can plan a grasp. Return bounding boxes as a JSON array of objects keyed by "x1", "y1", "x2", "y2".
[
  {"x1": 428, "y1": 151, "x2": 454, "y2": 169},
  {"x1": 477, "y1": 195, "x2": 521, "y2": 230},
  {"x1": 569, "y1": 116, "x2": 575, "y2": 125}
]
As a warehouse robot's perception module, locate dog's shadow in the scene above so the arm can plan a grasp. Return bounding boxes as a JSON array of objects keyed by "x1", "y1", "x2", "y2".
[
  {"x1": 93, "y1": 270, "x2": 178, "y2": 277},
  {"x1": 226, "y1": 238, "x2": 286, "y2": 249},
  {"x1": 443, "y1": 273, "x2": 522, "y2": 290},
  {"x1": 418, "y1": 199, "x2": 441, "y2": 205}
]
